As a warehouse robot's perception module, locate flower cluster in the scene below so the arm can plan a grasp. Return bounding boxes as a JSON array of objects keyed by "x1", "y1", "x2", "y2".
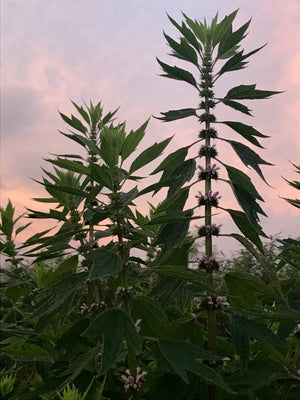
[
  {"x1": 135, "y1": 318, "x2": 142, "y2": 333},
  {"x1": 294, "y1": 324, "x2": 300, "y2": 339},
  {"x1": 197, "y1": 224, "x2": 222, "y2": 238},
  {"x1": 198, "y1": 164, "x2": 220, "y2": 180},
  {"x1": 199, "y1": 144, "x2": 218, "y2": 158},
  {"x1": 195, "y1": 255, "x2": 225, "y2": 272},
  {"x1": 115, "y1": 286, "x2": 135, "y2": 301},
  {"x1": 80, "y1": 301, "x2": 106, "y2": 315},
  {"x1": 193, "y1": 296, "x2": 229, "y2": 311},
  {"x1": 196, "y1": 190, "x2": 221, "y2": 208},
  {"x1": 121, "y1": 367, "x2": 147, "y2": 391},
  {"x1": 199, "y1": 128, "x2": 218, "y2": 139},
  {"x1": 199, "y1": 113, "x2": 216, "y2": 123}
]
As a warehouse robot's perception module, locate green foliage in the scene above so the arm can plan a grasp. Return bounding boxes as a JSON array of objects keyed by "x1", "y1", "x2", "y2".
[{"x1": 0, "y1": 9, "x2": 299, "y2": 400}]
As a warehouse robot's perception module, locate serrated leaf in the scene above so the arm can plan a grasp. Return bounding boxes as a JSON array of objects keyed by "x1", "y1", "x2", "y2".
[
  {"x1": 1, "y1": 340, "x2": 51, "y2": 362},
  {"x1": 46, "y1": 158, "x2": 89, "y2": 174},
  {"x1": 154, "y1": 210, "x2": 192, "y2": 264},
  {"x1": 226, "y1": 140, "x2": 273, "y2": 183},
  {"x1": 151, "y1": 147, "x2": 189, "y2": 175},
  {"x1": 157, "y1": 58, "x2": 198, "y2": 87},
  {"x1": 231, "y1": 316, "x2": 250, "y2": 373},
  {"x1": 156, "y1": 108, "x2": 197, "y2": 122},
  {"x1": 164, "y1": 32, "x2": 198, "y2": 65},
  {"x1": 221, "y1": 99, "x2": 252, "y2": 115},
  {"x1": 71, "y1": 100, "x2": 90, "y2": 124},
  {"x1": 168, "y1": 14, "x2": 201, "y2": 52},
  {"x1": 218, "y1": 18, "x2": 251, "y2": 59},
  {"x1": 221, "y1": 119, "x2": 267, "y2": 147},
  {"x1": 167, "y1": 158, "x2": 196, "y2": 197},
  {"x1": 147, "y1": 209, "x2": 203, "y2": 225},
  {"x1": 231, "y1": 316, "x2": 284, "y2": 347},
  {"x1": 87, "y1": 248, "x2": 122, "y2": 280},
  {"x1": 129, "y1": 137, "x2": 172, "y2": 173},
  {"x1": 100, "y1": 126, "x2": 125, "y2": 167},
  {"x1": 59, "y1": 112, "x2": 87, "y2": 134},
  {"x1": 154, "y1": 265, "x2": 211, "y2": 291},
  {"x1": 224, "y1": 84, "x2": 281, "y2": 100},
  {"x1": 225, "y1": 208, "x2": 263, "y2": 250},
  {"x1": 225, "y1": 165, "x2": 263, "y2": 200},
  {"x1": 213, "y1": 9, "x2": 239, "y2": 47},
  {"x1": 82, "y1": 308, "x2": 141, "y2": 375},
  {"x1": 121, "y1": 119, "x2": 148, "y2": 161},
  {"x1": 131, "y1": 296, "x2": 168, "y2": 337},
  {"x1": 158, "y1": 339, "x2": 233, "y2": 392}
]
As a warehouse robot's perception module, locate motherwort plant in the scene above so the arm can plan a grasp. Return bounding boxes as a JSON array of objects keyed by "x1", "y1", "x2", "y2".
[{"x1": 156, "y1": 10, "x2": 281, "y2": 398}]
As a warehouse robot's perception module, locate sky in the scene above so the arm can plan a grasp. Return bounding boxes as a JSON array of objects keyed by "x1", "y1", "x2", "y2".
[{"x1": 1, "y1": 0, "x2": 299, "y2": 256}]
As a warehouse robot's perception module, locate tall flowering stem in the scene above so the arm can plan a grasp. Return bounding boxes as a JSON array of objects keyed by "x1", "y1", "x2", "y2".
[{"x1": 157, "y1": 10, "x2": 279, "y2": 399}]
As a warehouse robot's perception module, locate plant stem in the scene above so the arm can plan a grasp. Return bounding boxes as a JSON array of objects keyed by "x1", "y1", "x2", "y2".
[{"x1": 203, "y1": 45, "x2": 217, "y2": 400}]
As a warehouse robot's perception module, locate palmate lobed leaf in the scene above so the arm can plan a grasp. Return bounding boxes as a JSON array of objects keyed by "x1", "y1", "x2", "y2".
[
  {"x1": 156, "y1": 58, "x2": 198, "y2": 88},
  {"x1": 158, "y1": 338, "x2": 233, "y2": 392},
  {"x1": 82, "y1": 308, "x2": 141, "y2": 375},
  {"x1": 220, "y1": 121, "x2": 267, "y2": 147},
  {"x1": 164, "y1": 32, "x2": 198, "y2": 65},
  {"x1": 217, "y1": 18, "x2": 251, "y2": 59},
  {"x1": 224, "y1": 84, "x2": 282, "y2": 100},
  {"x1": 226, "y1": 140, "x2": 273, "y2": 184},
  {"x1": 225, "y1": 208, "x2": 264, "y2": 251},
  {"x1": 87, "y1": 248, "x2": 122, "y2": 280}
]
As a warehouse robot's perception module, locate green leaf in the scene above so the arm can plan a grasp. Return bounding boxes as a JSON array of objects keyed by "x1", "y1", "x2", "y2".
[
  {"x1": 224, "y1": 84, "x2": 281, "y2": 100},
  {"x1": 167, "y1": 159, "x2": 196, "y2": 197},
  {"x1": 226, "y1": 140, "x2": 273, "y2": 183},
  {"x1": 213, "y1": 9, "x2": 239, "y2": 47},
  {"x1": 218, "y1": 51, "x2": 247, "y2": 75},
  {"x1": 164, "y1": 32, "x2": 198, "y2": 65},
  {"x1": 231, "y1": 316, "x2": 250, "y2": 373},
  {"x1": 121, "y1": 119, "x2": 148, "y2": 161},
  {"x1": 218, "y1": 44, "x2": 266, "y2": 76},
  {"x1": 225, "y1": 271, "x2": 278, "y2": 303},
  {"x1": 71, "y1": 100, "x2": 90, "y2": 124},
  {"x1": 129, "y1": 137, "x2": 172, "y2": 173},
  {"x1": 225, "y1": 272, "x2": 261, "y2": 307},
  {"x1": 100, "y1": 126, "x2": 125, "y2": 167},
  {"x1": 82, "y1": 308, "x2": 141, "y2": 375},
  {"x1": 221, "y1": 99, "x2": 252, "y2": 115},
  {"x1": 154, "y1": 265, "x2": 211, "y2": 291},
  {"x1": 87, "y1": 248, "x2": 122, "y2": 280},
  {"x1": 229, "y1": 183, "x2": 266, "y2": 232},
  {"x1": 147, "y1": 209, "x2": 203, "y2": 225},
  {"x1": 154, "y1": 210, "x2": 192, "y2": 264},
  {"x1": 157, "y1": 58, "x2": 198, "y2": 87},
  {"x1": 225, "y1": 208, "x2": 263, "y2": 250},
  {"x1": 0, "y1": 200, "x2": 14, "y2": 238},
  {"x1": 220, "y1": 121, "x2": 265, "y2": 147},
  {"x1": 1, "y1": 340, "x2": 51, "y2": 362},
  {"x1": 89, "y1": 164, "x2": 113, "y2": 189},
  {"x1": 151, "y1": 147, "x2": 189, "y2": 175},
  {"x1": 131, "y1": 296, "x2": 168, "y2": 337},
  {"x1": 218, "y1": 18, "x2": 251, "y2": 59},
  {"x1": 225, "y1": 164, "x2": 263, "y2": 200},
  {"x1": 59, "y1": 112, "x2": 87, "y2": 134},
  {"x1": 157, "y1": 187, "x2": 189, "y2": 212},
  {"x1": 156, "y1": 108, "x2": 197, "y2": 122},
  {"x1": 231, "y1": 316, "x2": 284, "y2": 347},
  {"x1": 158, "y1": 339, "x2": 233, "y2": 392},
  {"x1": 45, "y1": 158, "x2": 89, "y2": 174},
  {"x1": 168, "y1": 14, "x2": 201, "y2": 52}
]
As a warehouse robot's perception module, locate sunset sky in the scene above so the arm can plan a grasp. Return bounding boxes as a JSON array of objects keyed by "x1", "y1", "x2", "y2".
[{"x1": 1, "y1": 0, "x2": 299, "y2": 255}]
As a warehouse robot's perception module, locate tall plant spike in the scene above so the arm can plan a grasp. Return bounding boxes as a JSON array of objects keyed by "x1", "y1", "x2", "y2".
[{"x1": 157, "y1": 10, "x2": 280, "y2": 399}]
